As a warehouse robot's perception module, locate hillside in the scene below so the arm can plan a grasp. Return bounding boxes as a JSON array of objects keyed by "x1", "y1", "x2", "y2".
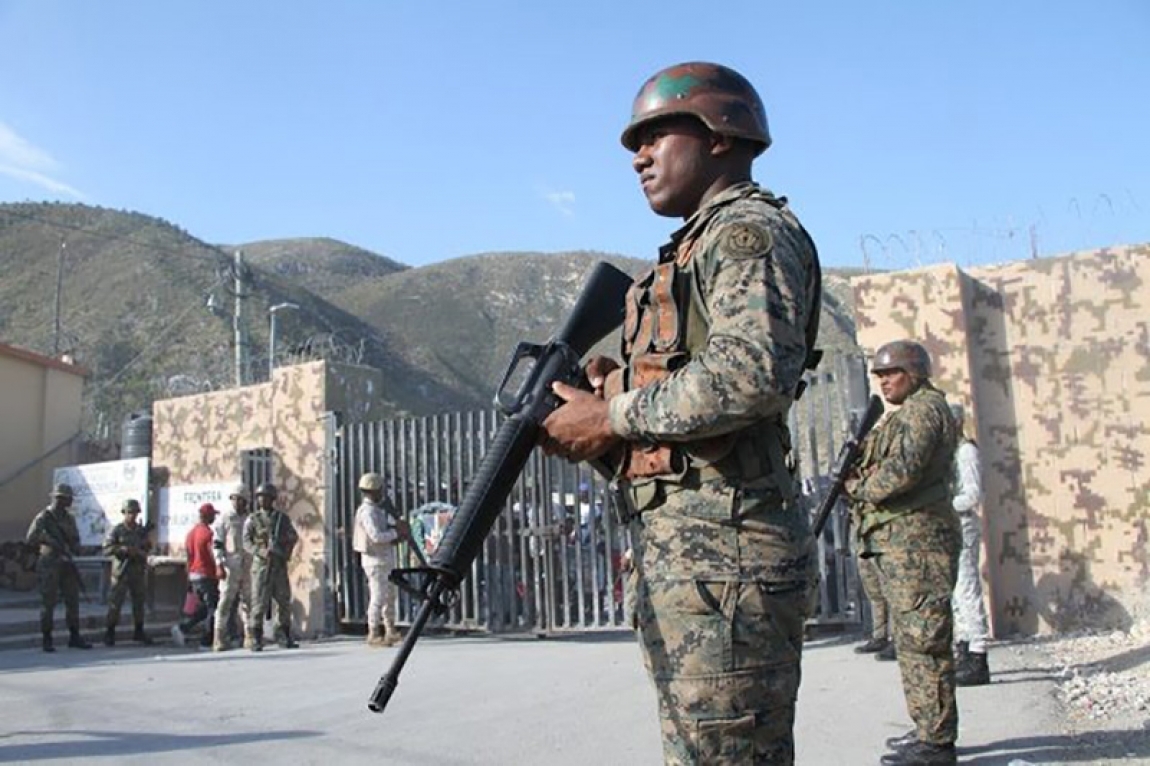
[{"x1": 0, "y1": 202, "x2": 861, "y2": 441}]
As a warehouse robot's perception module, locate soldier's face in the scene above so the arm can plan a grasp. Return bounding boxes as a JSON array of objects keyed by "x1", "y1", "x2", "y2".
[
  {"x1": 631, "y1": 116, "x2": 717, "y2": 219},
  {"x1": 232, "y1": 496, "x2": 249, "y2": 513},
  {"x1": 875, "y1": 369, "x2": 915, "y2": 405},
  {"x1": 124, "y1": 510, "x2": 140, "y2": 527}
]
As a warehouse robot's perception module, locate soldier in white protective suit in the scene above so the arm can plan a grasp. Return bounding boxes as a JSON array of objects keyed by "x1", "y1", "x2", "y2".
[
  {"x1": 354, "y1": 473, "x2": 408, "y2": 647},
  {"x1": 950, "y1": 404, "x2": 991, "y2": 686},
  {"x1": 212, "y1": 483, "x2": 254, "y2": 651}
]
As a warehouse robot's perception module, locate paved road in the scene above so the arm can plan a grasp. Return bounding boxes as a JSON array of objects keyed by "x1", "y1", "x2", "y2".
[{"x1": 0, "y1": 630, "x2": 1141, "y2": 765}]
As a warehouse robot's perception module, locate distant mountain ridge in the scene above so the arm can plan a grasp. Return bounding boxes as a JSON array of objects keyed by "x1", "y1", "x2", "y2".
[{"x1": 0, "y1": 202, "x2": 860, "y2": 438}]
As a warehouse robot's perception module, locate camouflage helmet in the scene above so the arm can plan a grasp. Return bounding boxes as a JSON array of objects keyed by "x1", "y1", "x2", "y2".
[
  {"x1": 50, "y1": 483, "x2": 74, "y2": 499},
  {"x1": 358, "y1": 472, "x2": 384, "y2": 492},
  {"x1": 254, "y1": 483, "x2": 278, "y2": 499},
  {"x1": 621, "y1": 61, "x2": 771, "y2": 156},
  {"x1": 121, "y1": 498, "x2": 142, "y2": 514},
  {"x1": 228, "y1": 482, "x2": 247, "y2": 499},
  {"x1": 871, "y1": 340, "x2": 932, "y2": 378}
]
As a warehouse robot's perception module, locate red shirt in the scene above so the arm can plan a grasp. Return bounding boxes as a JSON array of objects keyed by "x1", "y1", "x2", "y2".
[{"x1": 185, "y1": 523, "x2": 217, "y2": 580}]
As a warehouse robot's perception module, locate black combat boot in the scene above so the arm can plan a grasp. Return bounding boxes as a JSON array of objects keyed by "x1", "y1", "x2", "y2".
[
  {"x1": 884, "y1": 730, "x2": 917, "y2": 750},
  {"x1": 854, "y1": 636, "x2": 890, "y2": 654},
  {"x1": 957, "y1": 651, "x2": 991, "y2": 686},
  {"x1": 281, "y1": 632, "x2": 299, "y2": 649},
  {"x1": 132, "y1": 624, "x2": 154, "y2": 645},
  {"x1": 42, "y1": 631, "x2": 55, "y2": 653},
  {"x1": 250, "y1": 633, "x2": 264, "y2": 652},
  {"x1": 875, "y1": 643, "x2": 897, "y2": 662},
  {"x1": 880, "y1": 740, "x2": 956, "y2": 765},
  {"x1": 104, "y1": 626, "x2": 116, "y2": 646},
  {"x1": 67, "y1": 629, "x2": 92, "y2": 649}
]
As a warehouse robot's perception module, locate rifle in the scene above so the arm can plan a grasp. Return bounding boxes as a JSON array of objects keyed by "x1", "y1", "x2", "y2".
[
  {"x1": 39, "y1": 511, "x2": 90, "y2": 603},
  {"x1": 368, "y1": 261, "x2": 633, "y2": 714},
  {"x1": 810, "y1": 394, "x2": 885, "y2": 538}
]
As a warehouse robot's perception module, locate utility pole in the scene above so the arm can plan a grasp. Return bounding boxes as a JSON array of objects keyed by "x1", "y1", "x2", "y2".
[
  {"x1": 233, "y1": 250, "x2": 251, "y2": 386},
  {"x1": 268, "y1": 302, "x2": 300, "y2": 380},
  {"x1": 53, "y1": 239, "x2": 65, "y2": 356}
]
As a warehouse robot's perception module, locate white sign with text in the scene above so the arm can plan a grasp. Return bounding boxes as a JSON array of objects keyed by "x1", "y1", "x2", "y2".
[
  {"x1": 53, "y1": 458, "x2": 150, "y2": 547},
  {"x1": 158, "y1": 483, "x2": 233, "y2": 550}
]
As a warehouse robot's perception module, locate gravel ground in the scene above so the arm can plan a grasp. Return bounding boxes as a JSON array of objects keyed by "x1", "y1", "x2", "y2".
[{"x1": 998, "y1": 613, "x2": 1150, "y2": 765}]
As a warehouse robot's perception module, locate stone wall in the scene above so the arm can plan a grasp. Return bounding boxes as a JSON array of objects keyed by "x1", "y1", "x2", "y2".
[{"x1": 853, "y1": 244, "x2": 1150, "y2": 635}]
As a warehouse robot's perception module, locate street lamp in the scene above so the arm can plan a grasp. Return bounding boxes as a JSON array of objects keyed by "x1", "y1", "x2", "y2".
[{"x1": 268, "y1": 302, "x2": 300, "y2": 379}]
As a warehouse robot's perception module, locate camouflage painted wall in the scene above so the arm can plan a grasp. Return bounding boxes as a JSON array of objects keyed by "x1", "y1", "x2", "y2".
[
  {"x1": 853, "y1": 244, "x2": 1150, "y2": 636},
  {"x1": 152, "y1": 360, "x2": 387, "y2": 637}
]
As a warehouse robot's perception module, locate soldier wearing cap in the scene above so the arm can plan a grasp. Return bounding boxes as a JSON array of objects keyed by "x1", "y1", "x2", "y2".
[
  {"x1": 25, "y1": 483, "x2": 92, "y2": 652},
  {"x1": 102, "y1": 498, "x2": 155, "y2": 646},
  {"x1": 353, "y1": 472, "x2": 409, "y2": 647},
  {"x1": 242, "y1": 483, "x2": 299, "y2": 651},
  {"x1": 845, "y1": 340, "x2": 961, "y2": 765},
  {"x1": 540, "y1": 61, "x2": 822, "y2": 764},
  {"x1": 212, "y1": 482, "x2": 254, "y2": 651}
]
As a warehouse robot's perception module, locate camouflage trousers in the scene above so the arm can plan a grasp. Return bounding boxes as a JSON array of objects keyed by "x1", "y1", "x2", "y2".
[
  {"x1": 214, "y1": 554, "x2": 253, "y2": 641},
  {"x1": 37, "y1": 558, "x2": 81, "y2": 633},
  {"x1": 952, "y1": 512, "x2": 991, "y2": 653},
  {"x1": 362, "y1": 558, "x2": 396, "y2": 631},
  {"x1": 629, "y1": 479, "x2": 813, "y2": 765},
  {"x1": 250, "y1": 558, "x2": 292, "y2": 637},
  {"x1": 857, "y1": 552, "x2": 890, "y2": 640},
  {"x1": 106, "y1": 564, "x2": 147, "y2": 627},
  {"x1": 871, "y1": 544, "x2": 960, "y2": 745}
]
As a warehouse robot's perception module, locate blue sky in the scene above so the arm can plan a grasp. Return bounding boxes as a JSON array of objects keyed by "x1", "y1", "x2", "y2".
[{"x1": 0, "y1": 1, "x2": 1147, "y2": 270}]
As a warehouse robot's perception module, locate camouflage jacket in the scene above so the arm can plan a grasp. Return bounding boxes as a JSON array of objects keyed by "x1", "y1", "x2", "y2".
[
  {"x1": 243, "y1": 508, "x2": 298, "y2": 562},
  {"x1": 25, "y1": 506, "x2": 80, "y2": 561},
  {"x1": 103, "y1": 521, "x2": 152, "y2": 576},
  {"x1": 851, "y1": 382, "x2": 958, "y2": 538},
  {"x1": 607, "y1": 182, "x2": 820, "y2": 445}
]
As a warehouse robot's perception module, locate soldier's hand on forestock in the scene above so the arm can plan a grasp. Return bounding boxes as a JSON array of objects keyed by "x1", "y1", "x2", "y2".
[
  {"x1": 542, "y1": 383, "x2": 620, "y2": 463},
  {"x1": 394, "y1": 518, "x2": 411, "y2": 540},
  {"x1": 584, "y1": 356, "x2": 620, "y2": 399}
]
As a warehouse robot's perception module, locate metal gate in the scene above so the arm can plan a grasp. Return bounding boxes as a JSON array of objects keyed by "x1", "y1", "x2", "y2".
[{"x1": 328, "y1": 352, "x2": 873, "y2": 635}]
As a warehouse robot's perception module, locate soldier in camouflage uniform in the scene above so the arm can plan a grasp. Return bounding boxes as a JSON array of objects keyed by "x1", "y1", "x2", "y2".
[
  {"x1": 25, "y1": 483, "x2": 92, "y2": 652},
  {"x1": 845, "y1": 340, "x2": 961, "y2": 766},
  {"x1": 541, "y1": 61, "x2": 822, "y2": 765},
  {"x1": 102, "y1": 498, "x2": 155, "y2": 646},
  {"x1": 243, "y1": 483, "x2": 299, "y2": 651}
]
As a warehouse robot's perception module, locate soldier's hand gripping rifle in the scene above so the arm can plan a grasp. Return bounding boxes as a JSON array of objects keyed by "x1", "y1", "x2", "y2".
[
  {"x1": 811, "y1": 394, "x2": 885, "y2": 538},
  {"x1": 368, "y1": 261, "x2": 633, "y2": 714}
]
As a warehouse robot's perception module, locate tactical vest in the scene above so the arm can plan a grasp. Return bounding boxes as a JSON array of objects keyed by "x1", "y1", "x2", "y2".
[
  {"x1": 857, "y1": 385, "x2": 956, "y2": 534},
  {"x1": 614, "y1": 189, "x2": 821, "y2": 509}
]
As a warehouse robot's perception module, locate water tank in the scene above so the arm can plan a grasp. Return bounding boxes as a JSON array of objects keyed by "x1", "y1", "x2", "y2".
[{"x1": 121, "y1": 412, "x2": 153, "y2": 460}]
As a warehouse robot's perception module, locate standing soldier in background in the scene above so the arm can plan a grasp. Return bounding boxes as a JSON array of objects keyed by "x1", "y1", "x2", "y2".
[
  {"x1": 353, "y1": 472, "x2": 408, "y2": 647},
  {"x1": 212, "y1": 483, "x2": 253, "y2": 651},
  {"x1": 26, "y1": 483, "x2": 92, "y2": 652},
  {"x1": 541, "y1": 61, "x2": 822, "y2": 764},
  {"x1": 949, "y1": 403, "x2": 992, "y2": 686},
  {"x1": 102, "y1": 498, "x2": 155, "y2": 646},
  {"x1": 243, "y1": 483, "x2": 299, "y2": 651},
  {"x1": 853, "y1": 553, "x2": 893, "y2": 658},
  {"x1": 846, "y1": 341, "x2": 960, "y2": 766}
]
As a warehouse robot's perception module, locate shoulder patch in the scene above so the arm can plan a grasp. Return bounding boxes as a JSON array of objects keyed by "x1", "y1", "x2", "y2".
[{"x1": 719, "y1": 222, "x2": 773, "y2": 260}]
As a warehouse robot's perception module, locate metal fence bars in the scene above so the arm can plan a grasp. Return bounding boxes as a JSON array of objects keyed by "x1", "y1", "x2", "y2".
[{"x1": 328, "y1": 352, "x2": 873, "y2": 635}]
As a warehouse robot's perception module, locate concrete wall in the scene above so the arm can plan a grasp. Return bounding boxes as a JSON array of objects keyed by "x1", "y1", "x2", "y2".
[
  {"x1": 853, "y1": 244, "x2": 1150, "y2": 636},
  {"x1": 0, "y1": 343, "x2": 85, "y2": 544},
  {"x1": 151, "y1": 360, "x2": 387, "y2": 637}
]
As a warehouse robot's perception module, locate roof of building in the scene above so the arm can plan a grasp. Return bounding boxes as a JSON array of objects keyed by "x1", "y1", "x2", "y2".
[{"x1": 0, "y1": 341, "x2": 88, "y2": 377}]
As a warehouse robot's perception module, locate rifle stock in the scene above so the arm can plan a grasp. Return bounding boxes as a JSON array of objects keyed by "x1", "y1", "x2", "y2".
[
  {"x1": 810, "y1": 394, "x2": 885, "y2": 538},
  {"x1": 368, "y1": 261, "x2": 633, "y2": 715}
]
